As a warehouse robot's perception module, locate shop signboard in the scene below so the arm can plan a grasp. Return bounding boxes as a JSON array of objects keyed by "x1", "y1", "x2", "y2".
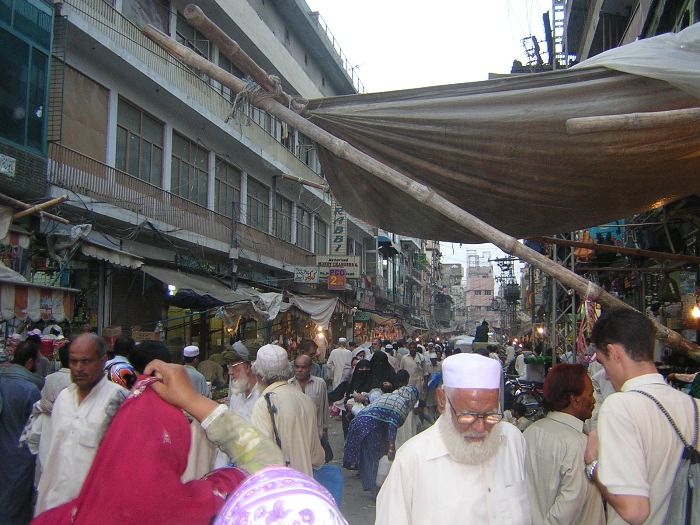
[
  {"x1": 330, "y1": 195, "x2": 347, "y2": 255},
  {"x1": 354, "y1": 311, "x2": 371, "y2": 322},
  {"x1": 328, "y1": 268, "x2": 346, "y2": 290},
  {"x1": 317, "y1": 255, "x2": 360, "y2": 278},
  {"x1": 294, "y1": 266, "x2": 319, "y2": 284}
]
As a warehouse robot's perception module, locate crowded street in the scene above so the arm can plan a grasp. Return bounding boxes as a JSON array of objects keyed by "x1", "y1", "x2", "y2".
[{"x1": 2, "y1": 0, "x2": 700, "y2": 524}]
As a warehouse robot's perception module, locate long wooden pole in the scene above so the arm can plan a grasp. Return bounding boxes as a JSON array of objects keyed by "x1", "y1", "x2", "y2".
[
  {"x1": 0, "y1": 192, "x2": 69, "y2": 224},
  {"x1": 143, "y1": 25, "x2": 700, "y2": 360},
  {"x1": 567, "y1": 107, "x2": 700, "y2": 135},
  {"x1": 530, "y1": 235, "x2": 700, "y2": 265},
  {"x1": 13, "y1": 195, "x2": 68, "y2": 220},
  {"x1": 183, "y1": 5, "x2": 304, "y2": 112}
]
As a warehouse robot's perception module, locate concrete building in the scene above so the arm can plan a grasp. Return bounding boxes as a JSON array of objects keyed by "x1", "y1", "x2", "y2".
[
  {"x1": 0, "y1": 0, "x2": 434, "y2": 351},
  {"x1": 464, "y1": 255, "x2": 497, "y2": 336}
]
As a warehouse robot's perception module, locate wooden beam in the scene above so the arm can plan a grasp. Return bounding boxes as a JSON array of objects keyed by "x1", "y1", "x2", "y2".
[
  {"x1": 566, "y1": 107, "x2": 700, "y2": 135},
  {"x1": 13, "y1": 195, "x2": 69, "y2": 220},
  {"x1": 143, "y1": 22, "x2": 700, "y2": 360},
  {"x1": 0, "y1": 192, "x2": 69, "y2": 224},
  {"x1": 530, "y1": 236, "x2": 700, "y2": 265}
]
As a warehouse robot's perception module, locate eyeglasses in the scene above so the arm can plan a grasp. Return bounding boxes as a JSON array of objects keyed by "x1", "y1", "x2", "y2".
[
  {"x1": 446, "y1": 395, "x2": 502, "y2": 425},
  {"x1": 69, "y1": 357, "x2": 101, "y2": 367}
]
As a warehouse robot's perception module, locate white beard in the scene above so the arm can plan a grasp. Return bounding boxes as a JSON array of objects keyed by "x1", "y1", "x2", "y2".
[
  {"x1": 438, "y1": 405, "x2": 502, "y2": 465},
  {"x1": 230, "y1": 374, "x2": 250, "y2": 395}
]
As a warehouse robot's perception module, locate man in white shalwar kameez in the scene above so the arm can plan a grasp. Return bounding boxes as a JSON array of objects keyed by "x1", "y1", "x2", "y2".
[
  {"x1": 376, "y1": 353, "x2": 530, "y2": 525},
  {"x1": 35, "y1": 333, "x2": 128, "y2": 516},
  {"x1": 326, "y1": 337, "x2": 352, "y2": 390}
]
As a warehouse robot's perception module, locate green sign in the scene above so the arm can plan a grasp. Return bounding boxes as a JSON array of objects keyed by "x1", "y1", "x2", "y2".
[{"x1": 354, "y1": 311, "x2": 370, "y2": 322}]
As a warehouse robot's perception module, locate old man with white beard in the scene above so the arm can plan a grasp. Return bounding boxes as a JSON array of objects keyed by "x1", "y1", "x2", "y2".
[
  {"x1": 223, "y1": 341, "x2": 259, "y2": 421},
  {"x1": 376, "y1": 353, "x2": 530, "y2": 525},
  {"x1": 212, "y1": 341, "x2": 262, "y2": 469}
]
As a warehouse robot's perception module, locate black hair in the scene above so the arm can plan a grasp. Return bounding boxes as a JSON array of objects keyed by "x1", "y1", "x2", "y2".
[
  {"x1": 130, "y1": 340, "x2": 172, "y2": 373},
  {"x1": 591, "y1": 307, "x2": 654, "y2": 362},
  {"x1": 13, "y1": 340, "x2": 39, "y2": 366}
]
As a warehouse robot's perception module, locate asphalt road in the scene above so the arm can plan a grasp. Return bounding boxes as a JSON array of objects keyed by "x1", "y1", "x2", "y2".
[{"x1": 326, "y1": 415, "x2": 377, "y2": 525}]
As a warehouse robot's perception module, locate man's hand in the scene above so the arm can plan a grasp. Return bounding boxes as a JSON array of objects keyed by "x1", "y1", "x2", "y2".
[
  {"x1": 387, "y1": 441, "x2": 396, "y2": 461},
  {"x1": 584, "y1": 428, "x2": 598, "y2": 464}
]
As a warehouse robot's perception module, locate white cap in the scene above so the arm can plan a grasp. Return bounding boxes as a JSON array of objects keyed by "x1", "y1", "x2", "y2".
[
  {"x1": 442, "y1": 353, "x2": 500, "y2": 390},
  {"x1": 183, "y1": 345, "x2": 199, "y2": 357},
  {"x1": 385, "y1": 344, "x2": 393, "y2": 350},
  {"x1": 339, "y1": 337, "x2": 347, "y2": 344},
  {"x1": 255, "y1": 344, "x2": 289, "y2": 373}
]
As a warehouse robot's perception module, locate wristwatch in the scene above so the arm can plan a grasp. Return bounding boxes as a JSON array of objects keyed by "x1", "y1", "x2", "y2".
[{"x1": 585, "y1": 459, "x2": 598, "y2": 482}]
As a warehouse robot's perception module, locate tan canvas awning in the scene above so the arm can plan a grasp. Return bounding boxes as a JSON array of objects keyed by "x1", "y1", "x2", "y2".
[{"x1": 306, "y1": 24, "x2": 700, "y2": 243}]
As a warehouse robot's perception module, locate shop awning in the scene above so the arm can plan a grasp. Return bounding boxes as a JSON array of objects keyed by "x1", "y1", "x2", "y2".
[
  {"x1": 0, "y1": 263, "x2": 76, "y2": 322},
  {"x1": 306, "y1": 24, "x2": 700, "y2": 243},
  {"x1": 289, "y1": 296, "x2": 338, "y2": 327},
  {"x1": 81, "y1": 240, "x2": 143, "y2": 269},
  {"x1": 141, "y1": 265, "x2": 287, "y2": 321}
]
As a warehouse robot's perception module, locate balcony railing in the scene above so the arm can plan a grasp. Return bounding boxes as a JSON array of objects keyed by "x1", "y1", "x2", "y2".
[
  {"x1": 68, "y1": 0, "x2": 323, "y2": 177},
  {"x1": 47, "y1": 143, "x2": 232, "y2": 244}
]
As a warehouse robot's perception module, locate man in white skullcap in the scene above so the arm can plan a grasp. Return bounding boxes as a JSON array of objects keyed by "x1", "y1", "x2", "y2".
[
  {"x1": 376, "y1": 353, "x2": 531, "y2": 525},
  {"x1": 182, "y1": 345, "x2": 210, "y2": 398},
  {"x1": 250, "y1": 344, "x2": 324, "y2": 476},
  {"x1": 326, "y1": 337, "x2": 352, "y2": 390}
]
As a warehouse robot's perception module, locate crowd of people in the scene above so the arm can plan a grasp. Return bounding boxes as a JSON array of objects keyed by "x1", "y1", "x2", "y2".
[{"x1": 0, "y1": 306, "x2": 698, "y2": 524}]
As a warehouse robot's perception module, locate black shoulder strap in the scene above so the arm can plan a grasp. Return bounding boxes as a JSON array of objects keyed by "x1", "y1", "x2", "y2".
[
  {"x1": 633, "y1": 389, "x2": 700, "y2": 461},
  {"x1": 264, "y1": 392, "x2": 282, "y2": 449}
]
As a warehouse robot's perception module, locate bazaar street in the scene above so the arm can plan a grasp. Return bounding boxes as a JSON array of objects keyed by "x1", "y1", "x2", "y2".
[{"x1": 327, "y1": 415, "x2": 377, "y2": 525}]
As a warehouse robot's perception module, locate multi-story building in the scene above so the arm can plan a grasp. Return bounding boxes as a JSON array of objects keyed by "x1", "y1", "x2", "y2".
[
  {"x1": 464, "y1": 255, "x2": 497, "y2": 336},
  {"x1": 1, "y1": 0, "x2": 433, "y2": 352}
]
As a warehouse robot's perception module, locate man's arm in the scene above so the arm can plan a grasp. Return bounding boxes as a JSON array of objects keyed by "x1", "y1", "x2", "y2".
[
  {"x1": 144, "y1": 360, "x2": 283, "y2": 472},
  {"x1": 585, "y1": 429, "x2": 650, "y2": 525}
]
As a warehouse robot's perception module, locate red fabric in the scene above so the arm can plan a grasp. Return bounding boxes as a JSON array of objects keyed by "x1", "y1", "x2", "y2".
[{"x1": 32, "y1": 376, "x2": 246, "y2": 525}]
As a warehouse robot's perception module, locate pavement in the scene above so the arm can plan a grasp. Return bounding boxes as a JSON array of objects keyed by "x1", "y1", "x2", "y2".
[{"x1": 326, "y1": 415, "x2": 377, "y2": 525}]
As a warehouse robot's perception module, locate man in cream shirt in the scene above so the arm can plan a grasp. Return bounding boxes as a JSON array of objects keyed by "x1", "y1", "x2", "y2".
[{"x1": 376, "y1": 353, "x2": 530, "y2": 524}]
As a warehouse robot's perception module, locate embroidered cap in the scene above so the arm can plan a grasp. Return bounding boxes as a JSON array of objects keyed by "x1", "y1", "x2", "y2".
[
  {"x1": 255, "y1": 344, "x2": 288, "y2": 373},
  {"x1": 182, "y1": 345, "x2": 199, "y2": 358},
  {"x1": 442, "y1": 353, "x2": 501, "y2": 389}
]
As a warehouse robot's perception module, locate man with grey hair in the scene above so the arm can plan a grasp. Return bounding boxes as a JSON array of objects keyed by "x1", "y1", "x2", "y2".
[
  {"x1": 377, "y1": 353, "x2": 530, "y2": 524},
  {"x1": 250, "y1": 344, "x2": 324, "y2": 476},
  {"x1": 35, "y1": 333, "x2": 128, "y2": 515}
]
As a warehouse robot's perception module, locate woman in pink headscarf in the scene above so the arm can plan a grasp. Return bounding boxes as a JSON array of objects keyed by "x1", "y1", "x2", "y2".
[{"x1": 31, "y1": 367, "x2": 282, "y2": 525}]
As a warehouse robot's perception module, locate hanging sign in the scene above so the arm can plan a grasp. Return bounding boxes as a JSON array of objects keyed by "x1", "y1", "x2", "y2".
[
  {"x1": 328, "y1": 268, "x2": 346, "y2": 290},
  {"x1": 317, "y1": 255, "x2": 360, "y2": 278},
  {"x1": 294, "y1": 266, "x2": 319, "y2": 283},
  {"x1": 330, "y1": 195, "x2": 347, "y2": 255}
]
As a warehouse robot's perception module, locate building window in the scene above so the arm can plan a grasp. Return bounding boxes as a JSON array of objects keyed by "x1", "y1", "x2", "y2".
[
  {"x1": 474, "y1": 290, "x2": 482, "y2": 295},
  {"x1": 247, "y1": 177, "x2": 269, "y2": 232},
  {"x1": 217, "y1": 54, "x2": 244, "y2": 102},
  {"x1": 176, "y1": 14, "x2": 210, "y2": 79},
  {"x1": 214, "y1": 158, "x2": 240, "y2": 219},
  {"x1": 314, "y1": 216, "x2": 327, "y2": 255},
  {"x1": 116, "y1": 99, "x2": 163, "y2": 186},
  {"x1": 484, "y1": 289, "x2": 492, "y2": 295},
  {"x1": 297, "y1": 209, "x2": 311, "y2": 251},
  {"x1": 1, "y1": 8, "x2": 51, "y2": 152},
  {"x1": 123, "y1": 0, "x2": 170, "y2": 33},
  {"x1": 171, "y1": 132, "x2": 208, "y2": 206},
  {"x1": 274, "y1": 194, "x2": 292, "y2": 242}
]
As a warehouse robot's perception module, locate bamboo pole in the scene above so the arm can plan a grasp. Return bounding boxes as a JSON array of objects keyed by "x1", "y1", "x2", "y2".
[
  {"x1": 567, "y1": 107, "x2": 700, "y2": 135},
  {"x1": 280, "y1": 173, "x2": 327, "y2": 190},
  {"x1": 183, "y1": 5, "x2": 303, "y2": 112},
  {"x1": 13, "y1": 195, "x2": 69, "y2": 220},
  {"x1": 142, "y1": 25, "x2": 700, "y2": 360},
  {"x1": 0, "y1": 192, "x2": 69, "y2": 224},
  {"x1": 530, "y1": 236, "x2": 700, "y2": 265}
]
